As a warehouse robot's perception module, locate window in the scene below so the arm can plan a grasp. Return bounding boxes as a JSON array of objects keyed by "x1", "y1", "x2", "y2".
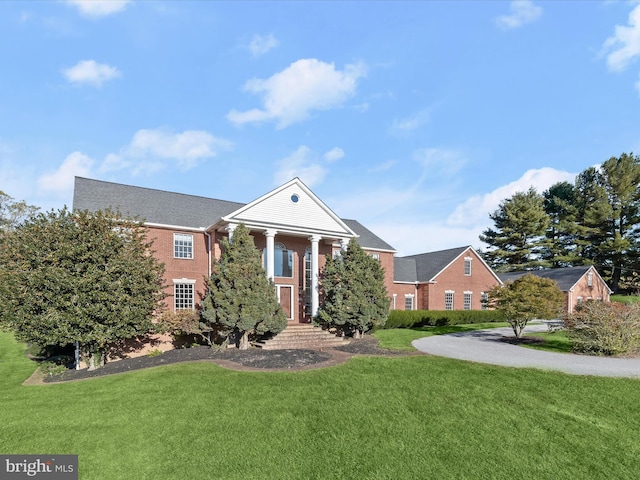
[
  {"x1": 392, "y1": 294, "x2": 397, "y2": 310},
  {"x1": 404, "y1": 295, "x2": 414, "y2": 311},
  {"x1": 370, "y1": 252, "x2": 380, "y2": 261},
  {"x1": 464, "y1": 292, "x2": 472, "y2": 310},
  {"x1": 265, "y1": 242, "x2": 293, "y2": 277},
  {"x1": 174, "y1": 281, "x2": 194, "y2": 311},
  {"x1": 587, "y1": 272, "x2": 593, "y2": 287},
  {"x1": 174, "y1": 233, "x2": 193, "y2": 259},
  {"x1": 481, "y1": 292, "x2": 489, "y2": 310},
  {"x1": 445, "y1": 291, "x2": 454, "y2": 310},
  {"x1": 464, "y1": 257, "x2": 472, "y2": 276},
  {"x1": 332, "y1": 249, "x2": 343, "y2": 260}
]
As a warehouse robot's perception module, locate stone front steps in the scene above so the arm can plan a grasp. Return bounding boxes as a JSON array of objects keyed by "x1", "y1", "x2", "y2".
[{"x1": 254, "y1": 324, "x2": 350, "y2": 350}]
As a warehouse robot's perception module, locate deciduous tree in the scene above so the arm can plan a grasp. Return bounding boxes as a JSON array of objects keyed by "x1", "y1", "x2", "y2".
[
  {"x1": 486, "y1": 274, "x2": 565, "y2": 338},
  {"x1": 316, "y1": 238, "x2": 389, "y2": 338},
  {"x1": 200, "y1": 223, "x2": 287, "y2": 349},
  {"x1": 0, "y1": 208, "x2": 166, "y2": 369}
]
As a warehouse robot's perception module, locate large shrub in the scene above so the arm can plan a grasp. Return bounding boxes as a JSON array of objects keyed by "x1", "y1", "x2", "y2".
[
  {"x1": 382, "y1": 310, "x2": 506, "y2": 329},
  {"x1": 316, "y1": 238, "x2": 389, "y2": 337},
  {"x1": 200, "y1": 223, "x2": 287, "y2": 349},
  {"x1": 565, "y1": 301, "x2": 640, "y2": 356}
]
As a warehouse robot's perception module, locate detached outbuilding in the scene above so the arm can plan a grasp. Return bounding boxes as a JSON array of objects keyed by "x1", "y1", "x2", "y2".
[{"x1": 498, "y1": 266, "x2": 612, "y2": 314}]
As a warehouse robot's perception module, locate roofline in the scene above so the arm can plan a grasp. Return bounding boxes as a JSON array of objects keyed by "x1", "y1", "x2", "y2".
[
  {"x1": 567, "y1": 265, "x2": 613, "y2": 294},
  {"x1": 220, "y1": 177, "x2": 358, "y2": 239},
  {"x1": 144, "y1": 222, "x2": 206, "y2": 232},
  {"x1": 428, "y1": 246, "x2": 504, "y2": 285}
]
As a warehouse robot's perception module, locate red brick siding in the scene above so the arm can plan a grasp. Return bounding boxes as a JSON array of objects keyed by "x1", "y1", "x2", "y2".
[{"x1": 425, "y1": 250, "x2": 499, "y2": 310}]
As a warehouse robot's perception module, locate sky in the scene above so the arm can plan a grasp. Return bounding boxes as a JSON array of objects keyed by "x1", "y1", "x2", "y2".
[{"x1": 2, "y1": 0, "x2": 640, "y2": 256}]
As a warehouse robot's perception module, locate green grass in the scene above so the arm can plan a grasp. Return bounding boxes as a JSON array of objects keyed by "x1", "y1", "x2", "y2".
[
  {"x1": 373, "y1": 322, "x2": 510, "y2": 351},
  {"x1": 523, "y1": 330, "x2": 574, "y2": 354},
  {"x1": 2, "y1": 330, "x2": 640, "y2": 479},
  {"x1": 611, "y1": 294, "x2": 640, "y2": 304}
]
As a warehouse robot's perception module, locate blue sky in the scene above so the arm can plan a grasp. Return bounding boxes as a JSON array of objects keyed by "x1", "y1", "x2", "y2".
[{"x1": 2, "y1": 1, "x2": 640, "y2": 255}]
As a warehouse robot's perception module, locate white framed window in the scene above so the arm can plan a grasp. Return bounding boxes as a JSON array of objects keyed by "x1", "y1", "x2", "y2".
[
  {"x1": 332, "y1": 249, "x2": 343, "y2": 260},
  {"x1": 264, "y1": 242, "x2": 293, "y2": 278},
  {"x1": 174, "y1": 280, "x2": 195, "y2": 311},
  {"x1": 174, "y1": 233, "x2": 194, "y2": 259},
  {"x1": 445, "y1": 291, "x2": 454, "y2": 311},
  {"x1": 587, "y1": 272, "x2": 593, "y2": 287},
  {"x1": 464, "y1": 291, "x2": 472, "y2": 310},
  {"x1": 464, "y1": 257, "x2": 472, "y2": 276},
  {"x1": 370, "y1": 252, "x2": 380, "y2": 261},
  {"x1": 404, "y1": 294, "x2": 414, "y2": 311},
  {"x1": 392, "y1": 294, "x2": 397, "y2": 310},
  {"x1": 481, "y1": 292, "x2": 489, "y2": 310}
]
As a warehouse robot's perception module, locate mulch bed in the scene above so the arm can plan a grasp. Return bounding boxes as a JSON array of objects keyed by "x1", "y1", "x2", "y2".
[{"x1": 41, "y1": 335, "x2": 412, "y2": 384}]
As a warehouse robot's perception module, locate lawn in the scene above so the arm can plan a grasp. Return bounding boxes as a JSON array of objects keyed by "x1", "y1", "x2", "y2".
[
  {"x1": 373, "y1": 322, "x2": 510, "y2": 351},
  {"x1": 611, "y1": 294, "x2": 640, "y2": 304},
  {"x1": 2, "y1": 330, "x2": 640, "y2": 479},
  {"x1": 523, "y1": 330, "x2": 574, "y2": 354}
]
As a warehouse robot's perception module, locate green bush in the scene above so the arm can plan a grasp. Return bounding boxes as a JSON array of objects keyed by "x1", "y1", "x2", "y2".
[
  {"x1": 381, "y1": 310, "x2": 506, "y2": 329},
  {"x1": 565, "y1": 301, "x2": 640, "y2": 356}
]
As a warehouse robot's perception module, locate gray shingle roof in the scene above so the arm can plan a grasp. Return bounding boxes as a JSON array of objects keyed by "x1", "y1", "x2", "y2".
[
  {"x1": 342, "y1": 219, "x2": 396, "y2": 251},
  {"x1": 73, "y1": 177, "x2": 394, "y2": 250},
  {"x1": 396, "y1": 246, "x2": 470, "y2": 283},
  {"x1": 497, "y1": 266, "x2": 598, "y2": 292},
  {"x1": 73, "y1": 177, "x2": 243, "y2": 229},
  {"x1": 394, "y1": 257, "x2": 418, "y2": 282}
]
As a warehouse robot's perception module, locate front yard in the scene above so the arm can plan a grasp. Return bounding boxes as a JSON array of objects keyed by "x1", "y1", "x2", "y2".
[{"x1": 2, "y1": 330, "x2": 640, "y2": 479}]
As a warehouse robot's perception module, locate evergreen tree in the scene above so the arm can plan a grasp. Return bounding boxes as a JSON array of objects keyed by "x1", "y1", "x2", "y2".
[
  {"x1": 542, "y1": 182, "x2": 583, "y2": 267},
  {"x1": 200, "y1": 223, "x2": 286, "y2": 349},
  {"x1": 0, "y1": 208, "x2": 166, "y2": 370},
  {"x1": 479, "y1": 188, "x2": 550, "y2": 271},
  {"x1": 316, "y1": 238, "x2": 389, "y2": 338},
  {"x1": 575, "y1": 154, "x2": 640, "y2": 292}
]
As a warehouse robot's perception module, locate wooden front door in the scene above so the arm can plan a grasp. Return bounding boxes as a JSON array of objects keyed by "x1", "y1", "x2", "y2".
[{"x1": 277, "y1": 285, "x2": 294, "y2": 320}]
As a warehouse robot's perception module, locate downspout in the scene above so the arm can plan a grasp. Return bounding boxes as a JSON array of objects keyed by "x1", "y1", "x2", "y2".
[{"x1": 204, "y1": 230, "x2": 212, "y2": 277}]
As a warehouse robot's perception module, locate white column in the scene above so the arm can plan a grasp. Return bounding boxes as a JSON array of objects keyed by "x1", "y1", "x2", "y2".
[
  {"x1": 226, "y1": 223, "x2": 237, "y2": 242},
  {"x1": 340, "y1": 238, "x2": 349, "y2": 251},
  {"x1": 309, "y1": 235, "x2": 321, "y2": 316},
  {"x1": 264, "y1": 229, "x2": 277, "y2": 280}
]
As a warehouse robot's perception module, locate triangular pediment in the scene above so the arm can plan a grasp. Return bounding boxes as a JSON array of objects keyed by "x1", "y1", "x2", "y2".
[{"x1": 220, "y1": 178, "x2": 357, "y2": 238}]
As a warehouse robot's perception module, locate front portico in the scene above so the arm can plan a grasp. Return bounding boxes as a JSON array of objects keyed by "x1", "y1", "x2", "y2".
[{"x1": 208, "y1": 178, "x2": 357, "y2": 323}]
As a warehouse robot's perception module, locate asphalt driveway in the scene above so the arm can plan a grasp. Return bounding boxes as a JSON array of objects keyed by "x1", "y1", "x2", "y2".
[{"x1": 412, "y1": 324, "x2": 640, "y2": 378}]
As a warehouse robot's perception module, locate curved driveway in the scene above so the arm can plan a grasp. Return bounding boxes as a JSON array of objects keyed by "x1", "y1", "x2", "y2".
[{"x1": 412, "y1": 324, "x2": 640, "y2": 378}]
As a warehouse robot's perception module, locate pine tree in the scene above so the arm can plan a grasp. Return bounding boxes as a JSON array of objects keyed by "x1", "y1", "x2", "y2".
[
  {"x1": 200, "y1": 223, "x2": 286, "y2": 349},
  {"x1": 316, "y1": 238, "x2": 389, "y2": 338},
  {"x1": 542, "y1": 182, "x2": 583, "y2": 267},
  {"x1": 479, "y1": 188, "x2": 550, "y2": 271}
]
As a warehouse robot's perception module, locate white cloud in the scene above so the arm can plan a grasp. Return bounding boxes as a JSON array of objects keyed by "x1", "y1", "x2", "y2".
[
  {"x1": 62, "y1": 60, "x2": 121, "y2": 87},
  {"x1": 65, "y1": 0, "x2": 131, "y2": 18},
  {"x1": 227, "y1": 58, "x2": 367, "y2": 129},
  {"x1": 602, "y1": 5, "x2": 640, "y2": 72},
  {"x1": 119, "y1": 128, "x2": 233, "y2": 173},
  {"x1": 324, "y1": 147, "x2": 344, "y2": 162},
  {"x1": 496, "y1": 1, "x2": 543, "y2": 29},
  {"x1": 37, "y1": 151, "x2": 94, "y2": 196},
  {"x1": 333, "y1": 166, "x2": 576, "y2": 256},
  {"x1": 447, "y1": 167, "x2": 575, "y2": 230},
  {"x1": 389, "y1": 110, "x2": 429, "y2": 135},
  {"x1": 248, "y1": 33, "x2": 279, "y2": 57},
  {"x1": 273, "y1": 146, "x2": 327, "y2": 187},
  {"x1": 413, "y1": 148, "x2": 466, "y2": 177}
]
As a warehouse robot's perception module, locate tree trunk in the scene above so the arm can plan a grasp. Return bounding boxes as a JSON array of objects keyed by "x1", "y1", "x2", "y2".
[{"x1": 238, "y1": 331, "x2": 249, "y2": 350}]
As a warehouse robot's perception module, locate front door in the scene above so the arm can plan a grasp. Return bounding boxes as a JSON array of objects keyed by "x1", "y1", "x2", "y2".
[{"x1": 276, "y1": 285, "x2": 294, "y2": 321}]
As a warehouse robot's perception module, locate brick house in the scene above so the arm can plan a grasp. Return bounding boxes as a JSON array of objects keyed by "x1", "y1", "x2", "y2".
[
  {"x1": 498, "y1": 266, "x2": 612, "y2": 314},
  {"x1": 393, "y1": 246, "x2": 503, "y2": 311},
  {"x1": 73, "y1": 177, "x2": 500, "y2": 322}
]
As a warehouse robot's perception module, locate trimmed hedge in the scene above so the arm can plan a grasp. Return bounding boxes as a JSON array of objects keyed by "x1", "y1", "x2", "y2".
[{"x1": 382, "y1": 309, "x2": 507, "y2": 329}]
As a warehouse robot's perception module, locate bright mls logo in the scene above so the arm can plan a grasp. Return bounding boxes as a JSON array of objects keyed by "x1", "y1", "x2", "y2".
[{"x1": 1, "y1": 455, "x2": 77, "y2": 479}]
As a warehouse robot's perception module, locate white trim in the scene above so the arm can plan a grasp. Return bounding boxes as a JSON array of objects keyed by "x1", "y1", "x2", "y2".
[
  {"x1": 146, "y1": 222, "x2": 205, "y2": 232},
  {"x1": 430, "y1": 246, "x2": 504, "y2": 285}
]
